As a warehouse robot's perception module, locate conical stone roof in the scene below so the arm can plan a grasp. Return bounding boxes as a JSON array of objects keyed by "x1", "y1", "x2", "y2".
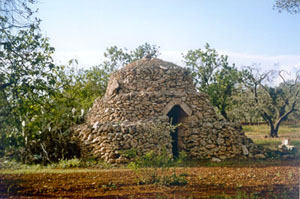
[
  {"x1": 75, "y1": 58, "x2": 266, "y2": 164},
  {"x1": 87, "y1": 58, "x2": 204, "y2": 124}
]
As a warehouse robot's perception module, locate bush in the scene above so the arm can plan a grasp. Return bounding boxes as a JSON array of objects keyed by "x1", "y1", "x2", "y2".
[
  {"x1": 52, "y1": 158, "x2": 81, "y2": 169},
  {"x1": 127, "y1": 150, "x2": 189, "y2": 186},
  {"x1": 121, "y1": 148, "x2": 138, "y2": 160},
  {"x1": 159, "y1": 172, "x2": 188, "y2": 186},
  {"x1": 128, "y1": 149, "x2": 173, "y2": 169}
]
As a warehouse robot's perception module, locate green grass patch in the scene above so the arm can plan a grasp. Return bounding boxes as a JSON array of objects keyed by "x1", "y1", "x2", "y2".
[
  {"x1": 290, "y1": 140, "x2": 300, "y2": 146},
  {"x1": 0, "y1": 158, "x2": 115, "y2": 174},
  {"x1": 0, "y1": 168, "x2": 102, "y2": 174},
  {"x1": 244, "y1": 124, "x2": 300, "y2": 136},
  {"x1": 252, "y1": 139, "x2": 281, "y2": 147},
  {"x1": 244, "y1": 123, "x2": 300, "y2": 150}
]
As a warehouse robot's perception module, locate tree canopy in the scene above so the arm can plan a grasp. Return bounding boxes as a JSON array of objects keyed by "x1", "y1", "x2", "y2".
[
  {"x1": 183, "y1": 44, "x2": 242, "y2": 120},
  {"x1": 242, "y1": 68, "x2": 300, "y2": 137},
  {"x1": 274, "y1": 0, "x2": 300, "y2": 13},
  {"x1": 0, "y1": 0, "x2": 36, "y2": 30},
  {"x1": 102, "y1": 43, "x2": 160, "y2": 72}
]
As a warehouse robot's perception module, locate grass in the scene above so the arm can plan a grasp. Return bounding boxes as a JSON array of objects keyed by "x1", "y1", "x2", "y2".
[
  {"x1": 0, "y1": 168, "x2": 104, "y2": 174},
  {"x1": 0, "y1": 158, "x2": 116, "y2": 174},
  {"x1": 215, "y1": 191, "x2": 260, "y2": 199},
  {"x1": 243, "y1": 123, "x2": 300, "y2": 150}
]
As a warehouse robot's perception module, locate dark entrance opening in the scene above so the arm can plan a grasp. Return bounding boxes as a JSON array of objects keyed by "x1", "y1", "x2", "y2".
[{"x1": 167, "y1": 105, "x2": 187, "y2": 158}]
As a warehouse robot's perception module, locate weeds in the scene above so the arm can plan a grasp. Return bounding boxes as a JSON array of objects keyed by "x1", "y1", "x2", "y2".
[
  {"x1": 159, "y1": 172, "x2": 188, "y2": 186},
  {"x1": 130, "y1": 149, "x2": 173, "y2": 168},
  {"x1": 127, "y1": 149, "x2": 189, "y2": 186},
  {"x1": 0, "y1": 158, "x2": 24, "y2": 169},
  {"x1": 216, "y1": 191, "x2": 259, "y2": 199},
  {"x1": 0, "y1": 157, "x2": 113, "y2": 171},
  {"x1": 129, "y1": 167, "x2": 189, "y2": 186},
  {"x1": 102, "y1": 182, "x2": 118, "y2": 190},
  {"x1": 124, "y1": 148, "x2": 188, "y2": 168},
  {"x1": 55, "y1": 158, "x2": 81, "y2": 168}
]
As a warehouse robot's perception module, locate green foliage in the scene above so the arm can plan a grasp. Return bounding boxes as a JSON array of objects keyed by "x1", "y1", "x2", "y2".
[
  {"x1": 216, "y1": 191, "x2": 259, "y2": 199},
  {"x1": 183, "y1": 43, "x2": 242, "y2": 120},
  {"x1": 0, "y1": 22, "x2": 109, "y2": 163},
  {"x1": 128, "y1": 149, "x2": 173, "y2": 169},
  {"x1": 129, "y1": 166, "x2": 188, "y2": 186},
  {"x1": 102, "y1": 182, "x2": 118, "y2": 190},
  {"x1": 274, "y1": 0, "x2": 300, "y2": 13},
  {"x1": 0, "y1": 158, "x2": 23, "y2": 170},
  {"x1": 229, "y1": 85, "x2": 264, "y2": 124},
  {"x1": 54, "y1": 158, "x2": 81, "y2": 169},
  {"x1": 0, "y1": 0, "x2": 37, "y2": 30},
  {"x1": 0, "y1": 24, "x2": 60, "y2": 161},
  {"x1": 121, "y1": 148, "x2": 138, "y2": 160},
  {"x1": 176, "y1": 151, "x2": 188, "y2": 165},
  {"x1": 0, "y1": 38, "x2": 160, "y2": 164},
  {"x1": 102, "y1": 43, "x2": 160, "y2": 72},
  {"x1": 233, "y1": 191, "x2": 259, "y2": 199},
  {"x1": 159, "y1": 172, "x2": 188, "y2": 186},
  {"x1": 56, "y1": 61, "x2": 109, "y2": 111},
  {"x1": 242, "y1": 68, "x2": 300, "y2": 137},
  {"x1": 127, "y1": 149, "x2": 189, "y2": 186},
  {"x1": 0, "y1": 157, "x2": 114, "y2": 170}
]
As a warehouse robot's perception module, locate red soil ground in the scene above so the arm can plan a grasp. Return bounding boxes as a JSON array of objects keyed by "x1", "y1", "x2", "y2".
[{"x1": 0, "y1": 160, "x2": 299, "y2": 199}]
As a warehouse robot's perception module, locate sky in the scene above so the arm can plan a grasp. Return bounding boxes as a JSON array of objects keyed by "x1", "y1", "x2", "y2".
[{"x1": 36, "y1": 0, "x2": 300, "y2": 73}]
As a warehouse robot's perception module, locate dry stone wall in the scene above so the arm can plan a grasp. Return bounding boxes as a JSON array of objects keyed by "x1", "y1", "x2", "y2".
[
  {"x1": 75, "y1": 58, "x2": 266, "y2": 164},
  {"x1": 75, "y1": 121, "x2": 173, "y2": 164}
]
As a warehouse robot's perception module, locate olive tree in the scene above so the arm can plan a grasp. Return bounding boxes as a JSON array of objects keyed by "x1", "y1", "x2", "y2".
[{"x1": 242, "y1": 68, "x2": 300, "y2": 137}]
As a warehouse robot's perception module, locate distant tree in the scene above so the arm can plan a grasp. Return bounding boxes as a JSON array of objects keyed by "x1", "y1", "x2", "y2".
[
  {"x1": 274, "y1": 0, "x2": 300, "y2": 13},
  {"x1": 0, "y1": 0, "x2": 36, "y2": 29},
  {"x1": 183, "y1": 44, "x2": 242, "y2": 120},
  {"x1": 1, "y1": 0, "x2": 37, "y2": 47},
  {"x1": 228, "y1": 84, "x2": 263, "y2": 124},
  {"x1": 242, "y1": 68, "x2": 300, "y2": 137},
  {"x1": 103, "y1": 43, "x2": 160, "y2": 72}
]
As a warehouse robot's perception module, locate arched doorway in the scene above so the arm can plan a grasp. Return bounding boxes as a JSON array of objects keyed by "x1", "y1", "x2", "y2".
[{"x1": 167, "y1": 105, "x2": 188, "y2": 158}]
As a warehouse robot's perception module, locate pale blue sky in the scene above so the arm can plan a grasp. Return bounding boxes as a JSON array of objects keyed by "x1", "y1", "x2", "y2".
[{"x1": 36, "y1": 0, "x2": 300, "y2": 70}]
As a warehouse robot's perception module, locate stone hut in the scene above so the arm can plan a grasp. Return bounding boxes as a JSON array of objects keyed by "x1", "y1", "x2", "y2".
[{"x1": 75, "y1": 58, "x2": 264, "y2": 163}]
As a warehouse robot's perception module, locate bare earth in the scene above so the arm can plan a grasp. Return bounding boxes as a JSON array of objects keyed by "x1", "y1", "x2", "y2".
[{"x1": 0, "y1": 160, "x2": 299, "y2": 199}]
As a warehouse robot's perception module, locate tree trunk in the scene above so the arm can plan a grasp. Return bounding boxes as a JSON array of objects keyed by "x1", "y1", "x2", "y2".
[
  {"x1": 266, "y1": 120, "x2": 279, "y2": 138},
  {"x1": 270, "y1": 126, "x2": 279, "y2": 137},
  {"x1": 273, "y1": 127, "x2": 279, "y2": 137},
  {"x1": 269, "y1": 122, "x2": 275, "y2": 137},
  {"x1": 220, "y1": 105, "x2": 228, "y2": 121},
  {"x1": 273, "y1": 118, "x2": 285, "y2": 138}
]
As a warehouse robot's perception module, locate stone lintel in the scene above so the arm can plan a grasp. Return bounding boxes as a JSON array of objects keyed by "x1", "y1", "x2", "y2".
[
  {"x1": 162, "y1": 99, "x2": 192, "y2": 116},
  {"x1": 180, "y1": 102, "x2": 192, "y2": 116}
]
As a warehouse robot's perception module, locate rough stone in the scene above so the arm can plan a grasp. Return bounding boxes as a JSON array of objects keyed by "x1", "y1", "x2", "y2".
[
  {"x1": 242, "y1": 145, "x2": 249, "y2": 156},
  {"x1": 211, "y1": 157, "x2": 222, "y2": 162},
  {"x1": 254, "y1": 154, "x2": 266, "y2": 159},
  {"x1": 74, "y1": 58, "x2": 266, "y2": 163}
]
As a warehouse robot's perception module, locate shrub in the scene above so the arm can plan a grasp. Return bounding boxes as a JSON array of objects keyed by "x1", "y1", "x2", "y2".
[
  {"x1": 129, "y1": 149, "x2": 173, "y2": 168},
  {"x1": 159, "y1": 172, "x2": 188, "y2": 186},
  {"x1": 127, "y1": 150, "x2": 189, "y2": 186},
  {"x1": 51, "y1": 158, "x2": 81, "y2": 169}
]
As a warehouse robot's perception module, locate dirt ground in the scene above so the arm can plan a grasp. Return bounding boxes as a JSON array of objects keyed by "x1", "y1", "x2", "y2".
[{"x1": 0, "y1": 160, "x2": 299, "y2": 199}]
